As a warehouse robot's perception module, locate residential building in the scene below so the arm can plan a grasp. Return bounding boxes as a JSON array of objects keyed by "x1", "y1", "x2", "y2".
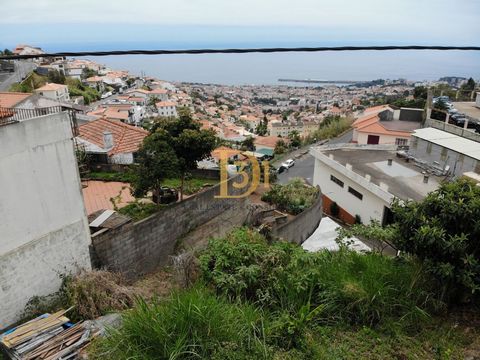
[
  {"x1": 410, "y1": 127, "x2": 480, "y2": 177},
  {"x1": 0, "y1": 92, "x2": 32, "y2": 108},
  {"x1": 77, "y1": 118, "x2": 148, "y2": 164},
  {"x1": 149, "y1": 88, "x2": 169, "y2": 101},
  {"x1": 85, "y1": 76, "x2": 105, "y2": 93},
  {"x1": 156, "y1": 101, "x2": 177, "y2": 117},
  {"x1": 269, "y1": 120, "x2": 319, "y2": 137},
  {"x1": 352, "y1": 105, "x2": 422, "y2": 145},
  {"x1": 254, "y1": 135, "x2": 288, "y2": 152},
  {"x1": 34, "y1": 83, "x2": 70, "y2": 102},
  {"x1": 0, "y1": 111, "x2": 92, "y2": 327},
  {"x1": 310, "y1": 144, "x2": 441, "y2": 225}
]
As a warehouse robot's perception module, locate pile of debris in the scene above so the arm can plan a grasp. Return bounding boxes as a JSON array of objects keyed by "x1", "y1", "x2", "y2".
[{"x1": 0, "y1": 309, "x2": 98, "y2": 360}]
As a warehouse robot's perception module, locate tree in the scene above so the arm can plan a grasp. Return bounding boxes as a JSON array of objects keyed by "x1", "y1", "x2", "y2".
[
  {"x1": 433, "y1": 98, "x2": 448, "y2": 111},
  {"x1": 131, "y1": 132, "x2": 180, "y2": 203},
  {"x1": 47, "y1": 69, "x2": 66, "y2": 84},
  {"x1": 2, "y1": 49, "x2": 12, "y2": 56},
  {"x1": 81, "y1": 67, "x2": 97, "y2": 80},
  {"x1": 148, "y1": 95, "x2": 159, "y2": 107},
  {"x1": 274, "y1": 139, "x2": 287, "y2": 154},
  {"x1": 241, "y1": 136, "x2": 255, "y2": 151},
  {"x1": 150, "y1": 108, "x2": 217, "y2": 200},
  {"x1": 392, "y1": 179, "x2": 480, "y2": 303},
  {"x1": 413, "y1": 86, "x2": 428, "y2": 100},
  {"x1": 288, "y1": 130, "x2": 302, "y2": 148},
  {"x1": 255, "y1": 115, "x2": 268, "y2": 136},
  {"x1": 463, "y1": 77, "x2": 476, "y2": 91}
]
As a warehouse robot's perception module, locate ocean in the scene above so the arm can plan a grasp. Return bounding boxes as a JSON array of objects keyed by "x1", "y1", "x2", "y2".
[{"x1": 87, "y1": 50, "x2": 480, "y2": 86}]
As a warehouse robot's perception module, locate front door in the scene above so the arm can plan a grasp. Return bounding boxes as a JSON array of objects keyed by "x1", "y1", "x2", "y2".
[{"x1": 367, "y1": 135, "x2": 380, "y2": 144}]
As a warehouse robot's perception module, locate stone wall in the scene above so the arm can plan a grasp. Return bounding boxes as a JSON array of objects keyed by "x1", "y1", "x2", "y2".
[
  {"x1": 272, "y1": 187, "x2": 323, "y2": 244},
  {"x1": 90, "y1": 176, "x2": 247, "y2": 279}
]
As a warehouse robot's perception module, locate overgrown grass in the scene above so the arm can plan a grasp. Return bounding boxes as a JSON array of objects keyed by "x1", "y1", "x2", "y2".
[
  {"x1": 87, "y1": 171, "x2": 217, "y2": 195},
  {"x1": 90, "y1": 286, "x2": 269, "y2": 360},
  {"x1": 305, "y1": 115, "x2": 353, "y2": 142},
  {"x1": 261, "y1": 178, "x2": 319, "y2": 214},
  {"x1": 200, "y1": 228, "x2": 441, "y2": 329},
  {"x1": 118, "y1": 202, "x2": 165, "y2": 221},
  {"x1": 9, "y1": 72, "x2": 47, "y2": 92},
  {"x1": 89, "y1": 228, "x2": 476, "y2": 359},
  {"x1": 87, "y1": 171, "x2": 136, "y2": 183}
]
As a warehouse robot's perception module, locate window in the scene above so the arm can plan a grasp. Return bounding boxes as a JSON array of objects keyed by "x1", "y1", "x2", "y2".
[
  {"x1": 330, "y1": 174, "x2": 344, "y2": 188},
  {"x1": 426, "y1": 142, "x2": 432, "y2": 154},
  {"x1": 395, "y1": 138, "x2": 408, "y2": 146},
  {"x1": 348, "y1": 186, "x2": 363, "y2": 200}
]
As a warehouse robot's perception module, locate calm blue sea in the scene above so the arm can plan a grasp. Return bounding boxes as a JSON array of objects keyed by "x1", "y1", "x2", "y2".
[{"x1": 86, "y1": 50, "x2": 480, "y2": 85}]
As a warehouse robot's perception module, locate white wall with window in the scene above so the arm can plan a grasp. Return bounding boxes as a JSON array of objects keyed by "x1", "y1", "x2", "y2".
[{"x1": 313, "y1": 157, "x2": 392, "y2": 224}]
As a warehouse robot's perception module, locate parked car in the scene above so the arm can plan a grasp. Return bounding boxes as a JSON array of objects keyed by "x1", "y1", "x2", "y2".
[{"x1": 282, "y1": 159, "x2": 295, "y2": 168}]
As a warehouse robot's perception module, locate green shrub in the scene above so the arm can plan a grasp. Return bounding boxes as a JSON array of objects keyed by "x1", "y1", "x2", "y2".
[
  {"x1": 200, "y1": 228, "x2": 441, "y2": 328},
  {"x1": 118, "y1": 202, "x2": 165, "y2": 221},
  {"x1": 90, "y1": 286, "x2": 269, "y2": 360},
  {"x1": 392, "y1": 178, "x2": 480, "y2": 303},
  {"x1": 261, "y1": 178, "x2": 318, "y2": 215}
]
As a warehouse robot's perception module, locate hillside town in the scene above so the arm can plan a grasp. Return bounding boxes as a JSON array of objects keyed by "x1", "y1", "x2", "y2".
[{"x1": 1, "y1": 42, "x2": 480, "y2": 359}]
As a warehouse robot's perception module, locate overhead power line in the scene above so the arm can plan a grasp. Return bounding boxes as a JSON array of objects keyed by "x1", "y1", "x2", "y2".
[{"x1": 1, "y1": 45, "x2": 480, "y2": 60}]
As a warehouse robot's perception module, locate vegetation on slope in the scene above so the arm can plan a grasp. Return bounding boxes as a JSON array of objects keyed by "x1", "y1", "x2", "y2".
[
  {"x1": 90, "y1": 227, "x2": 477, "y2": 359},
  {"x1": 261, "y1": 178, "x2": 318, "y2": 214}
]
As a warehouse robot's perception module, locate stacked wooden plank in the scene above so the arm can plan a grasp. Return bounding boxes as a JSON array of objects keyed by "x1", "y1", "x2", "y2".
[{"x1": 0, "y1": 310, "x2": 98, "y2": 360}]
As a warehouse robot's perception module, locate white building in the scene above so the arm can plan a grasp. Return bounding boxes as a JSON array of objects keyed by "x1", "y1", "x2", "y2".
[
  {"x1": 410, "y1": 127, "x2": 480, "y2": 177},
  {"x1": 0, "y1": 112, "x2": 92, "y2": 327},
  {"x1": 352, "y1": 105, "x2": 422, "y2": 146},
  {"x1": 34, "y1": 83, "x2": 70, "y2": 102},
  {"x1": 156, "y1": 101, "x2": 177, "y2": 117},
  {"x1": 310, "y1": 144, "x2": 441, "y2": 225}
]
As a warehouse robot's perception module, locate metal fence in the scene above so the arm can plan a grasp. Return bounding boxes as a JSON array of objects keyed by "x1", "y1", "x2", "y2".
[{"x1": 0, "y1": 106, "x2": 64, "y2": 126}]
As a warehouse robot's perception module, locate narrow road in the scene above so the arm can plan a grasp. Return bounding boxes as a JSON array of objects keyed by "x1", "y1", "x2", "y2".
[
  {"x1": 0, "y1": 61, "x2": 36, "y2": 91},
  {"x1": 276, "y1": 129, "x2": 353, "y2": 185}
]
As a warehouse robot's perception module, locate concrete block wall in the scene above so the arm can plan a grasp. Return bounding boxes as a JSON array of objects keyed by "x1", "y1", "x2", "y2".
[
  {"x1": 91, "y1": 176, "x2": 248, "y2": 278},
  {"x1": 272, "y1": 187, "x2": 323, "y2": 244}
]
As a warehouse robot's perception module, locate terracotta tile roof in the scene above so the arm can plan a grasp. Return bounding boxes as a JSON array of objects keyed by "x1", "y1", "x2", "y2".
[
  {"x1": 254, "y1": 136, "x2": 290, "y2": 148},
  {"x1": 0, "y1": 92, "x2": 32, "y2": 107},
  {"x1": 82, "y1": 180, "x2": 135, "y2": 215},
  {"x1": 156, "y1": 101, "x2": 176, "y2": 107},
  {"x1": 78, "y1": 118, "x2": 148, "y2": 155},
  {"x1": 149, "y1": 88, "x2": 168, "y2": 94},
  {"x1": 211, "y1": 146, "x2": 241, "y2": 160},
  {"x1": 35, "y1": 83, "x2": 68, "y2": 91},
  {"x1": 85, "y1": 76, "x2": 104, "y2": 82}
]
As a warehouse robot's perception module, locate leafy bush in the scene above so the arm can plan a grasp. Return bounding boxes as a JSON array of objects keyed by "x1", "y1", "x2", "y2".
[
  {"x1": 392, "y1": 178, "x2": 480, "y2": 302},
  {"x1": 90, "y1": 286, "x2": 268, "y2": 360},
  {"x1": 261, "y1": 178, "x2": 318, "y2": 215},
  {"x1": 200, "y1": 228, "x2": 440, "y2": 328},
  {"x1": 118, "y1": 202, "x2": 165, "y2": 221}
]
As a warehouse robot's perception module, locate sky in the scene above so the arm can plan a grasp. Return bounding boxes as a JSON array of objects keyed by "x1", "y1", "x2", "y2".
[{"x1": 0, "y1": 0, "x2": 479, "y2": 51}]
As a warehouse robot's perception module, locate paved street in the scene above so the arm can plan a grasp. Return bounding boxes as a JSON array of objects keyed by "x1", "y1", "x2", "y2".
[
  {"x1": 276, "y1": 129, "x2": 353, "y2": 185},
  {"x1": 0, "y1": 61, "x2": 36, "y2": 91}
]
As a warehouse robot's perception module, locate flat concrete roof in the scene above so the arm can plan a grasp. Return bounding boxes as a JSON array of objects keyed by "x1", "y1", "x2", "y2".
[
  {"x1": 453, "y1": 102, "x2": 480, "y2": 120},
  {"x1": 381, "y1": 119, "x2": 421, "y2": 132},
  {"x1": 322, "y1": 147, "x2": 441, "y2": 201},
  {"x1": 413, "y1": 127, "x2": 480, "y2": 161}
]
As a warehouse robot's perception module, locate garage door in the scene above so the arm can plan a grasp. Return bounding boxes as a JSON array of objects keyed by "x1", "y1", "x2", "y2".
[{"x1": 367, "y1": 135, "x2": 380, "y2": 144}]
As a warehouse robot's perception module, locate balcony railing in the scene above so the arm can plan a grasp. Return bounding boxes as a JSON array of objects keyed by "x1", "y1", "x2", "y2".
[{"x1": 0, "y1": 106, "x2": 64, "y2": 126}]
